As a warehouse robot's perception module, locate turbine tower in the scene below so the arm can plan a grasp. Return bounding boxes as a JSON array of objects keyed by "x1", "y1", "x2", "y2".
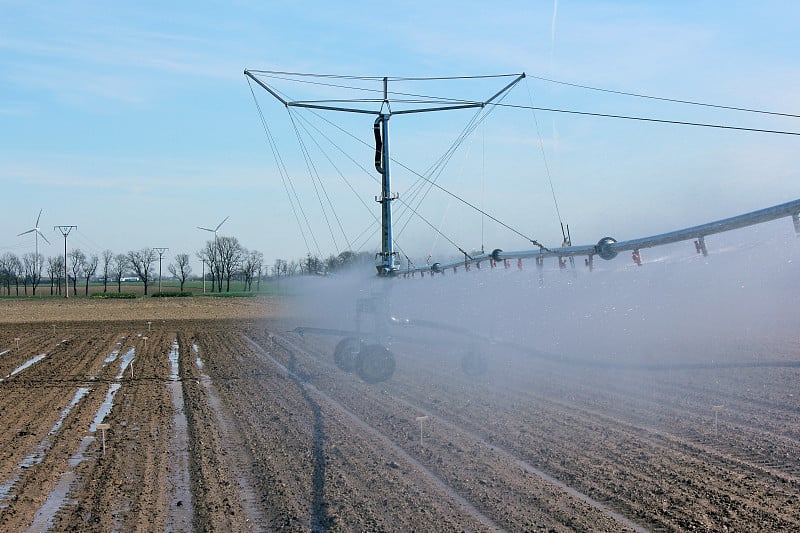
[
  {"x1": 197, "y1": 216, "x2": 229, "y2": 290},
  {"x1": 17, "y1": 209, "x2": 51, "y2": 276}
]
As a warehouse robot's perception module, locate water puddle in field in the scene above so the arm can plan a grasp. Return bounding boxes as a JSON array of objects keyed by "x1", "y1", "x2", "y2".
[
  {"x1": 193, "y1": 344, "x2": 206, "y2": 372},
  {"x1": 165, "y1": 339, "x2": 194, "y2": 531},
  {"x1": 0, "y1": 388, "x2": 91, "y2": 508},
  {"x1": 23, "y1": 345, "x2": 138, "y2": 529},
  {"x1": 104, "y1": 342, "x2": 123, "y2": 364},
  {"x1": 0, "y1": 353, "x2": 47, "y2": 382},
  {"x1": 0, "y1": 349, "x2": 9, "y2": 357}
]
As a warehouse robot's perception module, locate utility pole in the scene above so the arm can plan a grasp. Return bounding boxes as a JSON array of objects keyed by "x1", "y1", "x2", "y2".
[
  {"x1": 54, "y1": 225, "x2": 77, "y2": 298},
  {"x1": 201, "y1": 258, "x2": 206, "y2": 293},
  {"x1": 154, "y1": 247, "x2": 169, "y2": 294}
]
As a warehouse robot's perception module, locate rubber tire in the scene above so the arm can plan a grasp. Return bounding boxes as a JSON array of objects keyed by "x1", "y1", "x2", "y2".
[
  {"x1": 356, "y1": 344, "x2": 396, "y2": 383},
  {"x1": 334, "y1": 337, "x2": 361, "y2": 373}
]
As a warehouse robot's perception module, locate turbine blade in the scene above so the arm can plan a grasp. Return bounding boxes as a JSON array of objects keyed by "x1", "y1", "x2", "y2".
[
  {"x1": 18, "y1": 228, "x2": 36, "y2": 237},
  {"x1": 36, "y1": 229, "x2": 51, "y2": 245},
  {"x1": 36, "y1": 208, "x2": 43, "y2": 227},
  {"x1": 215, "y1": 216, "x2": 230, "y2": 231},
  {"x1": 197, "y1": 226, "x2": 214, "y2": 232}
]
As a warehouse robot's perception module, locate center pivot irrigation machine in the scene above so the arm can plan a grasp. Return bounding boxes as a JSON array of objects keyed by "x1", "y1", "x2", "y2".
[{"x1": 245, "y1": 69, "x2": 800, "y2": 384}]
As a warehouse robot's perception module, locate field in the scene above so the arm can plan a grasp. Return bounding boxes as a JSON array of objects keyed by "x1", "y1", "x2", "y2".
[{"x1": 0, "y1": 293, "x2": 798, "y2": 532}]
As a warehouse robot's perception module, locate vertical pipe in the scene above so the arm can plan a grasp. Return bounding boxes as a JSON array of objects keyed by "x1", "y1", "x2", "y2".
[{"x1": 380, "y1": 112, "x2": 395, "y2": 275}]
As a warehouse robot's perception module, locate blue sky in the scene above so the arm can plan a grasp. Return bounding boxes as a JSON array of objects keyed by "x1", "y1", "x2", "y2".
[{"x1": 1, "y1": 1, "x2": 798, "y2": 271}]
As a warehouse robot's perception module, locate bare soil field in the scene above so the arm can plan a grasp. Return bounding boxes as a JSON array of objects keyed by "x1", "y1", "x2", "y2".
[{"x1": 0, "y1": 295, "x2": 798, "y2": 531}]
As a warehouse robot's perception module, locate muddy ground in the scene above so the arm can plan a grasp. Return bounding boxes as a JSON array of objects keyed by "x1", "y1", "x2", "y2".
[{"x1": 0, "y1": 295, "x2": 798, "y2": 531}]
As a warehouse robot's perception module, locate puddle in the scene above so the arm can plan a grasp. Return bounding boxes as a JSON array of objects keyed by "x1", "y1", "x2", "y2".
[
  {"x1": 0, "y1": 388, "x2": 91, "y2": 508},
  {"x1": 169, "y1": 340, "x2": 179, "y2": 381},
  {"x1": 116, "y1": 347, "x2": 136, "y2": 380},
  {"x1": 104, "y1": 343, "x2": 122, "y2": 364},
  {"x1": 0, "y1": 353, "x2": 47, "y2": 382},
  {"x1": 23, "y1": 346, "x2": 138, "y2": 527},
  {"x1": 0, "y1": 349, "x2": 9, "y2": 357},
  {"x1": 165, "y1": 338, "x2": 194, "y2": 530},
  {"x1": 193, "y1": 343, "x2": 205, "y2": 372}
]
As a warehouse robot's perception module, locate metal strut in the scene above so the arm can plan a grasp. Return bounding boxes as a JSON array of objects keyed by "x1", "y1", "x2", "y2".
[{"x1": 374, "y1": 111, "x2": 399, "y2": 276}]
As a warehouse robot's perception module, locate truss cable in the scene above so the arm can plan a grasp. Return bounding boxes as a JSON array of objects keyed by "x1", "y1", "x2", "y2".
[
  {"x1": 394, "y1": 102, "x2": 492, "y2": 239},
  {"x1": 526, "y1": 74, "x2": 800, "y2": 119},
  {"x1": 259, "y1": 78, "x2": 550, "y2": 252},
  {"x1": 287, "y1": 108, "x2": 340, "y2": 255},
  {"x1": 307, "y1": 96, "x2": 550, "y2": 251},
  {"x1": 525, "y1": 78, "x2": 564, "y2": 236},
  {"x1": 491, "y1": 102, "x2": 800, "y2": 136},
  {"x1": 290, "y1": 108, "x2": 379, "y2": 223},
  {"x1": 247, "y1": 78, "x2": 313, "y2": 256},
  {"x1": 289, "y1": 108, "x2": 357, "y2": 251}
]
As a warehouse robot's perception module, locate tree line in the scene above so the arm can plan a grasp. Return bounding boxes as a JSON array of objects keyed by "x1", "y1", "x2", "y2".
[{"x1": 0, "y1": 235, "x2": 376, "y2": 296}]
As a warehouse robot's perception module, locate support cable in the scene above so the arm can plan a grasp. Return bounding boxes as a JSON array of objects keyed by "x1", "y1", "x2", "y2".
[
  {"x1": 525, "y1": 78, "x2": 565, "y2": 236},
  {"x1": 287, "y1": 108, "x2": 340, "y2": 255},
  {"x1": 491, "y1": 102, "x2": 800, "y2": 136},
  {"x1": 247, "y1": 78, "x2": 314, "y2": 256},
  {"x1": 526, "y1": 74, "x2": 800, "y2": 119}
]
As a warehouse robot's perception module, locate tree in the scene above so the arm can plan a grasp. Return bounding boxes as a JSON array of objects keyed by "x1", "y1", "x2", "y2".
[
  {"x1": 0, "y1": 253, "x2": 22, "y2": 296},
  {"x1": 241, "y1": 250, "x2": 263, "y2": 291},
  {"x1": 101, "y1": 249, "x2": 114, "y2": 292},
  {"x1": 199, "y1": 241, "x2": 221, "y2": 292},
  {"x1": 127, "y1": 248, "x2": 157, "y2": 295},
  {"x1": 113, "y1": 254, "x2": 127, "y2": 293},
  {"x1": 84, "y1": 254, "x2": 99, "y2": 296},
  {"x1": 273, "y1": 259, "x2": 287, "y2": 277},
  {"x1": 68, "y1": 248, "x2": 86, "y2": 296},
  {"x1": 302, "y1": 254, "x2": 322, "y2": 275},
  {"x1": 168, "y1": 253, "x2": 192, "y2": 291},
  {"x1": 47, "y1": 255, "x2": 64, "y2": 295},
  {"x1": 217, "y1": 236, "x2": 244, "y2": 292},
  {"x1": 22, "y1": 252, "x2": 44, "y2": 296}
]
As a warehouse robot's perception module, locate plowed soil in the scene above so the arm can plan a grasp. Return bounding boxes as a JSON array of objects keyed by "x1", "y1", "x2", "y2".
[{"x1": 1, "y1": 295, "x2": 798, "y2": 532}]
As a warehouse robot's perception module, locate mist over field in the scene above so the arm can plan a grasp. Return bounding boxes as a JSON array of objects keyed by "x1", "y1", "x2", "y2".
[{"x1": 286, "y1": 218, "x2": 799, "y2": 373}]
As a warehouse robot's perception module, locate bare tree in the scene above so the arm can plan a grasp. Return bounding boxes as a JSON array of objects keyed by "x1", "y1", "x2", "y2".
[
  {"x1": 101, "y1": 249, "x2": 114, "y2": 292},
  {"x1": 68, "y1": 248, "x2": 86, "y2": 296},
  {"x1": 273, "y1": 259, "x2": 286, "y2": 277},
  {"x1": 127, "y1": 248, "x2": 157, "y2": 295},
  {"x1": 199, "y1": 241, "x2": 222, "y2": 292},
  {"x1": 168, "y1": 253, "x2": 192, "y2": 292},
  {"x1": 84, "y1": 254, "x2": 99, "y2": 296},
  {"x1": 217, "y1": 236, "x2": 243, "y2": 292},
  {"x1": 0, "y1": 253, "x2": 22, "y2": 296},
  {"x1": 241, "y1": 250, "x2": 263, "y2": 291},
  {"x1": 113, "y1": 254, "x2": 128, "y2": 293},
  {"x1": 47, "y1": 255, "x2": 62, "y2": 295},
  {"x1": 22, "y1": 252, "x2": 45, "y2": 296}
]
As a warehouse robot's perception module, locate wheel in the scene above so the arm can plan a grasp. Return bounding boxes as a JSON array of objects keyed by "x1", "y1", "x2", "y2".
[
  {"x1": 461, "y1": 350, "x2": 488, "y2": 376},
  {"x1": 356, "y1": 344, "x2": 396, "y2": 383},
  {"x1": 334, "y1": 337, "x2": 361, "y2": 373}
]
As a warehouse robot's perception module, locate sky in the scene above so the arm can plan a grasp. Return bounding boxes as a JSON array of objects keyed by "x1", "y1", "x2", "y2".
[{"x1": 1, "y1": 0, "x2": 799, "y2": 273}]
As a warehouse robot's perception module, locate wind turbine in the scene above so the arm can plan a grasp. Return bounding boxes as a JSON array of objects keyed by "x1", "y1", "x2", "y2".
[
  {"x1": 197, "y1": 216, "x2": 229, "y2": 290},
  {"x1": 197, "y1": 216, "x2": 229, "y2": 246},
  {"x1": 18, "y1": 209, "x2": 51, "y2": 276}
]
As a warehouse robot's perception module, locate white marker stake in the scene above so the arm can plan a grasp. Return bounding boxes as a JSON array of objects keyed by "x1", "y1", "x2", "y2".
[
  {"x1": 712, "y1": 405, "x2": 724, "y2": 437},
  {"x1": 97, "y1": 423, "x2": 110, "y2": 456},
  {"x1": 147, "y1": 321, "x2": 152, "y2": 332},
  {"x1": 14, "y1": 338, "x2": 20, "y2": 350},
  {"x1": 415, "y1": 415, "x2": 429, "y2": 446}
]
